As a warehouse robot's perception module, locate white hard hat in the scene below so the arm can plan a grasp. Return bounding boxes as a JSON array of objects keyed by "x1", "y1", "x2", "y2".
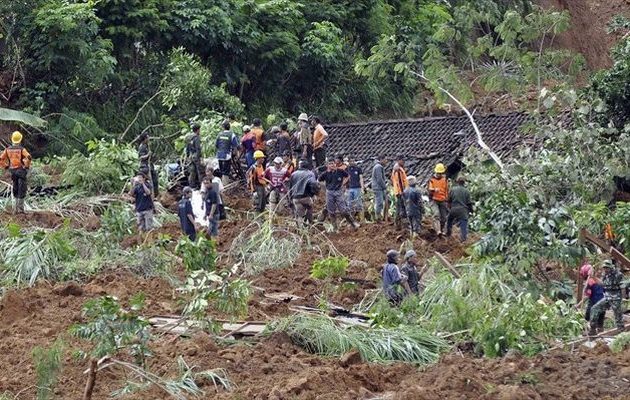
[
  {"x1": 273, "y1": 157, "x2": 283, "y2": 165},
  {"x1": 298, "y1": 113, "x2": 309, "y2": 121}
]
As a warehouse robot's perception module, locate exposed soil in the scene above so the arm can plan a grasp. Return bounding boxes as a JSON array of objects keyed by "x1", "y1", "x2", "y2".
[
  {"x1": 1, "y1": 191, "x2": 629, "y2": 399},
  {"x1": 537, "y1": 0, "x2": 630, "y2": 70}
]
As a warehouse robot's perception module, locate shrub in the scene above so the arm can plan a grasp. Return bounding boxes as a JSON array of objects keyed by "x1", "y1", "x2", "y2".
[
  {"x1": 32, "y1": 339, "x2": 65, "y2": 400},
  {"x1": 310, "y1": 257, "x2": 349, "y2": 280}
]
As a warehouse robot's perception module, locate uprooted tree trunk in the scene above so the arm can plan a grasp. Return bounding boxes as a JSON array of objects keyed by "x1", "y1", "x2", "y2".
[
  {"x1": 83, "y1": 358, "x2": 98, "y2": 400},
  {"x1": 410, "y1": 71, "x2": 506, "y2": 174}
]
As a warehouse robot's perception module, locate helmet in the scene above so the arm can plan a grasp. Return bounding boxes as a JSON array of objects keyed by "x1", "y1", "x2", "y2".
[
  {"x1": 243, "y1": 125, "x2": 251, "y2": 132},
  {"x1": 603, "y1": 259, "x2": 614, "y2": 268},
  {"x1": 273, "y1": 157, "x2": 283, "y2": 165},
  {"x1": 435, "y1": 163, "x2": 446, "y2": 174},
  {"x1": 11, "y1": 131, "x2": 22, "y2": 144},
  {"x1": 298, "y1": 113, "x2": 309, "y2": 122},
  {"x1": 254, "y1": 150, "x2": 265, "y2": 159},
  {"x1": 405, "y1": 250, "x2": 417, "y2": 260},
  {"x1": 580, "y1": 264, "x2": 592, "y2": 279},
  {"x1": 270, "y1": 126, "x2": 280, "y2": 134}
]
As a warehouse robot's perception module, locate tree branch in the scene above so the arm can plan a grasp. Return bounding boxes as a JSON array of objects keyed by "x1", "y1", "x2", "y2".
[
  {"x1": 119, "y1": 90, "x2": 162, "y2": 142},
  {"x1": 411, "y1": 70, "x2": 506, "y2": 173}
]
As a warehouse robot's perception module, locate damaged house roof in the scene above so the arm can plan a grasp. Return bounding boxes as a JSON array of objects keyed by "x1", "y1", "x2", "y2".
[{"x1": 325, "y1": 112, "x2": 535, "y2": 184}]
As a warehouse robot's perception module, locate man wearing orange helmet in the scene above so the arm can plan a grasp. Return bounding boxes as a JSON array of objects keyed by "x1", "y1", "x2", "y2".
[{"x1": 1, "y1": 131, "x2": 32, "y2": 214}]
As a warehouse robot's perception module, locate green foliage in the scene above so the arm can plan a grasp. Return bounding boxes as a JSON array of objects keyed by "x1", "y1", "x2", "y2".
[
  {"x1": 0, "y1": 226, "x2": 77, "y2": 286},
  {"x1": 101, "y1": 202, "x2": 135, "y2": 240},
  {"x1": 592, "y1": 16, "x2": 630, "y2": 128},
  {"x1": 32, "y1": 339, "x2": 64, "y2": 400},
  {"x1": 61, "y1": 139, "x2": 138, "y2": 194},
  {"x1": 175, "y1": 236, "x2": 217, "y2": 272},
  {"x1": 273, "y1": 314, "x2": 449, "y2": 365},
  {"x1": 180, "y1": 270, "x2": 251, "y2": 320},
  {"x1": 610, "y1": 332, "x2": 630, "y2": 353},
  {"x1": 310, "y1": 257, "x2": 349, "y2": 280},
  {"x1": 70, "y1": 295, "x2": 151, "y2": 367},
  {"x1": 0, "y1": 107, "x2": 47, "y2": 127}
]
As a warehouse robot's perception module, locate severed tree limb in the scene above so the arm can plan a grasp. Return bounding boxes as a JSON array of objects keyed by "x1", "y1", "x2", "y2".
[
  {"x1": 119, "y1": 90, "x2": 162, "y2": 142},
  {"x1": 410, "y1": 70, "x2": 506, "y2": 173},
  {"x1": 83, "y1": 358, "x2": 98, "y2": 400}
]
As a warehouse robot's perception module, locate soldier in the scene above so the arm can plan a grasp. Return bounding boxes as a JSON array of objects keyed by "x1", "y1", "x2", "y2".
[
  {"x1": 403, "y1": 176, "x2": 423, "y2": 236},
  {"x1": 186, "y1": 124, "x2": 202, "y2": 189},
  {"x1": 589, "y1": 260, "x2": 625, "y2": 335},
  {"x1": 446, "y1": 176, "x2": 473, "y2": 241}
]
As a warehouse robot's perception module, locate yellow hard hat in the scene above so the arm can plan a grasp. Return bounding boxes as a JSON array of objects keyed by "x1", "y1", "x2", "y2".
[
  {"x1": 253, "y1": 150, "x2": 265, "y2": 159},
  {"x1": 11, "y1": 131, "x2": 23, "y2": 144},
  {"x1": 435, "y1": 163, "x2": 446, "y2": 174}
]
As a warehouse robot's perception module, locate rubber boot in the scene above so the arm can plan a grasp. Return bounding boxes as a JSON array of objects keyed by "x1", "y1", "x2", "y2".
[
  {"x1": 16, "y1": 198, "x2": 25, "y2": 214},
  {"x1": 330, "y1": 215, "x2": 338, "y2": 232},
  {"x1": 344, "y1": 213, "x2": 359, "y2": 230}
]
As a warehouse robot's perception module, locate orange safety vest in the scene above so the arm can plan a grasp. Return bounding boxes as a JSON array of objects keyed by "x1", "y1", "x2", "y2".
[
  {"x1": 604, "y1": 223, "x2": 615, "y2": 241},
  {"x1": 249, "y1": 164, "x2": 267, "y2": 192},
  {"x1": 428, "y1": 175, "x2": 448, "y2": 202},
  {"x1": 252, "y1": 127, "x2": 265, "y2": 151},
  {"x1": 0, "y1": 145, "x2": 32, "y2": 170},
  {"x1": 391, "y1": 167, "x2": 408, "y2": 196}
]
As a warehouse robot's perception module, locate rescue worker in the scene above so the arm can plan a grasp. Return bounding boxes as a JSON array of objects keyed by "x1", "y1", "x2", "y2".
[
  {"x1": 589, "y1": 260, "x2": 625, "y2": 335},
  {"x1": 428, "y1": 163, "x2": 449, "y2": 236},
  {"x1": 289, "y1": 160, "x2": 318, "y2": 227},
  {"x1": 446, "y1": 176, "x2": 472, "y2": 242},
  {"x1": 283, "y1": 152, "x2": 296, "y2": 176},
  {"x1": 186, "y1": 124, "x2": 202, "y2": 189},
  {"x1": 241, "y1": 125, "x2": 256, "y2": 168},
  {"x1": 202, "y1": 176, "x2": 220, "y2": 239},
  {"x1": 0, "y1": 131, "x2": 32, "y2": 214},
  {"x1": 400, "y1": 250, "x2": 423, "y2": 295},
  {"x1": 371, "y1": 155, "x2": 387, "y2": 222},
  {"x1": 403, "y1": 176, "x2": 423, "y2": 236},
  {"x1": 137, "y1": 133, "x2": 158, "y2": 196},
  {"x1": 178, "y1": 186, "x2": 197, "y2": 241},
  {"x1": 252, "y1": 118, "x2": 266, "y2": 153},
  {"x1": 391, "y1": 155, "x2": 409, "y2": 230},
  {"x1": 575, "y1": 263, "x2": 605, "y2": 329},
  {"x1": 382, "y1": 250, "x2": 410, "y2": 305},
  {"x1": 318, "y1": 159, "x2": 359, "y2": 231},
  {"x1": 346, "y1": 157, "x2": 365, "y2": 221},
  {"x1": 249, "y1": 150, "x2": 269, "y2": 212},
  {"x1": 312, "y1": 116, "x2": 328, "y2": 172},
  {"x1": 297, "y1": 113, "x2": 313, "y2": 163},
  {"x1": 129, "y1": 172, "x2": 154, "y2": 242},
  {"x1": 265, "y1": 157, "x2": 290, "y2": 213},
  {"x1": 275, "y1": 122, "x2": 292, "y2": 159},
  {"x1": 215, "y1": 120, "x2": 239, "y2": 180}
]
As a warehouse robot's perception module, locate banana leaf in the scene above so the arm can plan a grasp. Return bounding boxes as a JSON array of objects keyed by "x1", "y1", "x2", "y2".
[{"x1": 0, "y1": 107, "x2": 47, "y2": 127}]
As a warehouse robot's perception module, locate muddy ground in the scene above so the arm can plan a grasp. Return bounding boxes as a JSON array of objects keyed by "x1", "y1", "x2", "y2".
[{"x1": 1, "y1": 190, "x2": 629, "y2": 400}]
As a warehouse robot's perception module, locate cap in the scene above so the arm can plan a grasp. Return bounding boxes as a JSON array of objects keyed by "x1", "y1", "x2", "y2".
[
  {"x1": 183, "y1": 186, "x2": 193, "y2": 194},
  {"x1": 386, "y1": 249, "x2": 399, "y2": 258},
  {"x1": 273, "y1": 157, "x2": 283, "y2": 164}
]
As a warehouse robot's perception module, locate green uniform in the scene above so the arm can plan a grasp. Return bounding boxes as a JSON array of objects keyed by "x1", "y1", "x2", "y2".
[{"x1": 590, "y1": 267, "x2": 625, "y2": 333}]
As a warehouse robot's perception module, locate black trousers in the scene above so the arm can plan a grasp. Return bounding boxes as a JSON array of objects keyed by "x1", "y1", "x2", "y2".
[
  {"x1": 11, "y1": 169, "x2": 27, "y2": 199},
  {"x1": 314, "y1": 147, "x2": 326, "y2": 168},
  {"x1": 219, "y1": 159, "x2": 231, "y2": 177}
]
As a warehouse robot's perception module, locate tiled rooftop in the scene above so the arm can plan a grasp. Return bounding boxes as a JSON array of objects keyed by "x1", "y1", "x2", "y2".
[{"x1": 325, "y1": 112, "x2": 534, "y2": 184}]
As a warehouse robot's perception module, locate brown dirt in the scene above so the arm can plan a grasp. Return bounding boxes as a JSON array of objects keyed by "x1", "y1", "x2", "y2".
[
  {"x1": 0, "y1": 210, "x2": 100, "y2": 231},
  {"x1": 2, "y1": 190, "x2": 629, "y2": 399},
  {"x1": 537, "y1": 0, "x2": 630, "y2": 70}
]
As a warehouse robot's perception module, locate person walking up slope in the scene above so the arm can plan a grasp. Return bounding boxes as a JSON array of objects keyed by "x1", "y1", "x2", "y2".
[
  {"x1": 428, "y1": 163, "x2": 449, "y2": 236},
  {"x1": 0, "y1": 131, "x2": 32, "y2": 214}
]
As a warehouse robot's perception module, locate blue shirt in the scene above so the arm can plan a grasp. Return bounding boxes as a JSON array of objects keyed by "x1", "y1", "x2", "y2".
[
  {"x1": 382, "y1": 263, "x2": 402, "y2": 300},
  {"x1": 178, "y1": 198, "x2": 195, "y2": 234},
  {"x1": 216, "y1": 130, "x2": 239, "y2": 160},
  {"x1": 132, "y1": 184, "x2": 154, "y2": 212}
]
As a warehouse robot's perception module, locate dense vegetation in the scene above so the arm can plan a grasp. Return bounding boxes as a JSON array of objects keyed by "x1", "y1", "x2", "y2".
[{"x1": 1, "y1": 0, "x2": 587, "y2": 158}]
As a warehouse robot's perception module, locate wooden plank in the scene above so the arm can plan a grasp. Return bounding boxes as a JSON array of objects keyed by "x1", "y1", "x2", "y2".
[
  {"x1": 148, "y1": 316, "x2": 266, "y2": 337},
  {"x1": 434, "y1": 252, "x2": 461, "y2": 278},
  {"x1": 576, "y1": 263, "x2": 584, "y2": 303},
  {"x1": 580, "y1": 229, "x2": 630, "y2": 270}
]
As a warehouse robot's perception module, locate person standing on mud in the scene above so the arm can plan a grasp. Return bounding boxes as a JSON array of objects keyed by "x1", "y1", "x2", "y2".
[
  {"x1": 312, "y1": 116, "x2": 328, "y2": 173},
  {"x1": 446, "y1": 176, "x2": 472, "y2": 242},
  {"x1": 186, "y1": 124, "x2": 203, "y2": 189},
  {"x1": 289, "y1": 160, "x2": 318, "y2": 227},
  {"x1": 137, "y1": 133, "x2": 159, "y2": 197},
  {"x1": 178, "y1": 186, "x2": 197, "y2": 241},
  {"x1": 575, "y1": 263, "x2": 605, "y2": 330},
  {"x1": 428, "y1": 163, "x2": 449, "y2": 236},
  {"x1": 391, "y1": 155, "x2": 409, "y2": 230},
  {"x1": 202, "y1": 176, "x2": 220, "y2": 239},
  {"x1": 589, "y1": 260, "x2": 625, "y2": 335},
  {"x1": 249, "y1": 150, "x2": 270, "y2": 212},
  {"x1": 129, "y1": 172, "x2": 154, "y2": 242},
  {"x1": 403, "y1": 176, "x2": 423, "y2": 236},
  {"x1": 400, "y1": 250, "x2": 423, "y2": 295},
  {"x1": 296, "y1": 113, "x2": 313, "y2": 163},
  {"x1": 0, "y1": 131, "x2": 32, "y2": 214},
  {"x1": 318, "y1": 159, "x2": 359, "y2": 231},
  {"x1": 371, "y1": 155, "x2": 387, "y2": 222},
  {"x1": 382, "y1": 250, "x2": 409, "y2": 305}
]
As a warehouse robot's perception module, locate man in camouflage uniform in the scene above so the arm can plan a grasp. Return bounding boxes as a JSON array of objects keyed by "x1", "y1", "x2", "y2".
[{"x1": 589, "y1": 260, "x2": 625, "y2": 335}]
